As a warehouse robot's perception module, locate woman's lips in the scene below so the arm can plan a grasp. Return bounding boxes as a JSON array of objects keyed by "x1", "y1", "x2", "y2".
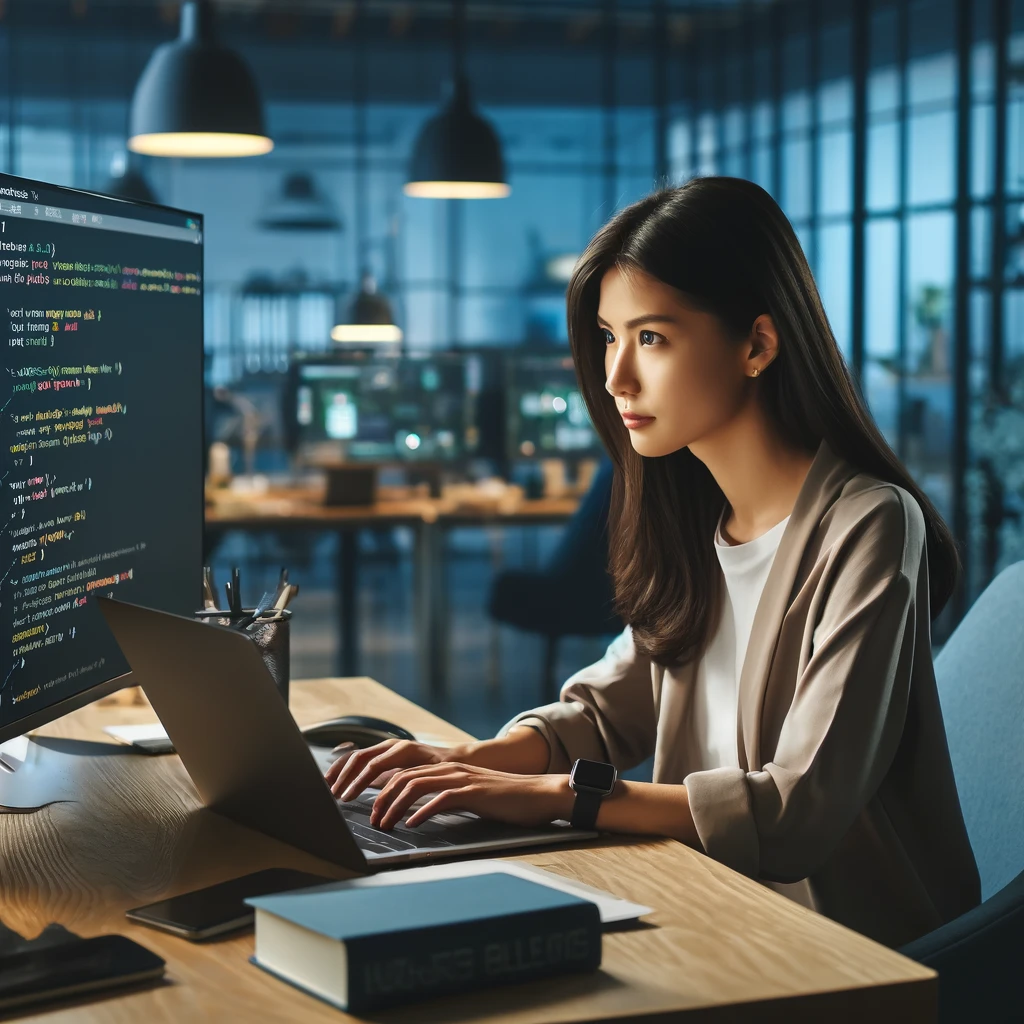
[{"x1": 621, "y1": 412, "x2": 655, "y2": 429}]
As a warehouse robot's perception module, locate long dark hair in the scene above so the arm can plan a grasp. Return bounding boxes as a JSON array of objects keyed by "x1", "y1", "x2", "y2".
[{"x1": 567, "y1": 177, "x2": 960, "y2": 667}]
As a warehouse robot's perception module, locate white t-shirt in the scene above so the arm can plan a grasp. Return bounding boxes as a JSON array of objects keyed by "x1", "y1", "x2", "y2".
[{"x1": 692, "y1": 511, "x2": 791, "y2": 770}]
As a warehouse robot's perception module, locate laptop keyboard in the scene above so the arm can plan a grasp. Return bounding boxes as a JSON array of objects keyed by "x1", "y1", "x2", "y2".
[{"x1": 338, "y1": 790, "x2": 549, "y2": 856}]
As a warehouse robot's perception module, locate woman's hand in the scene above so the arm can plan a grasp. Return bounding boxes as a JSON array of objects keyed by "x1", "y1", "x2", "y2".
[
  {"x1": 368, "y1": 763, "x2": 574, "y2": 831},
  {"x1": 325, "y1": 740, "x2": 453, "y2": 801},
  {"x1": 338, "y1": 753, "x2": 704, "y2": 848},
  {"x1": 324, "y1": 727, "x2": 552, "y2": 801}
]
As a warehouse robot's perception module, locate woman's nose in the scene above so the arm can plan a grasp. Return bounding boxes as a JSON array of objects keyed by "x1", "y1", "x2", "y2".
[{"x1": 605, "y1": 344, "x2": 638, "y2": 397}]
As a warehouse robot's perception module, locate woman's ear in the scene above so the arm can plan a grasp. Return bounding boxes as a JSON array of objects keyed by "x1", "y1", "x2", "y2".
[{"x1": 744, "y1": 314, "x2": 779, "y2": 375}]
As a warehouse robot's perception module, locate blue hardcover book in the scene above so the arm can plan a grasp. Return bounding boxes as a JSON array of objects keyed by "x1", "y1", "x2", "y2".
[{"x1": 246, "y1": 874, "x2": 602, "y2": 1013}]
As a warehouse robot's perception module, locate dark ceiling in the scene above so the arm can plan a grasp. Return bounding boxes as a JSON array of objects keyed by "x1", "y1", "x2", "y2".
[
  {"x1": 0, "y1": 1, "x2": 955, "y2": 111},
  {"x1": 1, "y1": 0, "x2": 780, "y2": 108}
]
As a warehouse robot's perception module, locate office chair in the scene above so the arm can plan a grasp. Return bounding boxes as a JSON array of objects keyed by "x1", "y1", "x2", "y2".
[
  {"x1": 899, "y1": 560, "x2": 1024, "y2": 1023},
  {"x1": 487, "y1": 460, "x2": 621, "y2": 701}
]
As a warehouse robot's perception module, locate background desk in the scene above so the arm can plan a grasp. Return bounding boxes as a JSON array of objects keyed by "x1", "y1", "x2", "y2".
[
  {"x1": 0, "y1": 678, "x2": 936, "y2": 1023},
  {"x1": 205, "y1": 490, "x2": 581, "y2": 694}
]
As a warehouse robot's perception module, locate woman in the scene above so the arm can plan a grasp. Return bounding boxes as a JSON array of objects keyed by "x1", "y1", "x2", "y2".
[{"x1": 326, "y1": 177, "x2": 980, "y2": 948}]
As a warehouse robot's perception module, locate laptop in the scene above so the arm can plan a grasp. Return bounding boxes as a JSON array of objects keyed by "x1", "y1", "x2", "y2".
[{"x1": 96, "y1": 597, "x2": 595, "y2": 870}]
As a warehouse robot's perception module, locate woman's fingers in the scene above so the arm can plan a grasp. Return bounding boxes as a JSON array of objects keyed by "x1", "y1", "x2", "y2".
[
  {"x1": 323, "y1": 743, "x2": 359, "y2": 785},
  {"x1": 328, "y1": 740, "x2": 400, "y2": 797},
  {"x1": 325, "y1": 741, "x2": 379, "y2": 789},
  {"x1": 405, "y1": 787, "x2": 474, "y2": 828},
  {"x1": 372, "y1": 773, "x2": 467, "y2": 830},
  {"x1": 332, "y1": 740, "x2": 439, "y2": 800},
  {"x1": 374, "y1": 760, "x2": 461, "y2": 805},
  {"x1": 370, "y1": 763, "x2": 496, "y2": 827},
  {"x1": 324, "y1": 739, "x2": 388, "y2": 786},
  {"x1": 368, "y1": 766, "x2": 401, "y2": 790},
  {"x1": 325, "y1": 739, "x2": 457, "y2": 801},
  {"x1": 368, "y1": 763, "x2": 457, "y2": 818}
]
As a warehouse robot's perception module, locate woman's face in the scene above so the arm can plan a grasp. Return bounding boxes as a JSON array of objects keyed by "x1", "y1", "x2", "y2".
[{"x1": 598, "y1": 265, "x2": 759, "y2": 459}]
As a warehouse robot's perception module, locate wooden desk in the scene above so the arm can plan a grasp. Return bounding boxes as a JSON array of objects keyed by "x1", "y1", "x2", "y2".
[
  {"x1": 0, "y1": 677, "x2": 935, "y2": 1023},
  {"x1": 205, "y1": 490, "x2": 581, "y2": 694}
]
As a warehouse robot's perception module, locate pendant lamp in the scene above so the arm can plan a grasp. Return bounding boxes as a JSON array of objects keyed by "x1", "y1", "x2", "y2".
[
  {"x1": 261, "y1": 173, "x2": 340, "y2": 232},
  {"x1": 333, "y1": 0, "x2": 402, "y2": 345},
  {"x1": 128, "y1": 0, "x2": 272, "y2": 158},
  {"x1": 404, "y1": 0, "x2": 509, "y2": 199},
  {"x1": 332, "y1": 273, "x2": 403, "y2": 344}
]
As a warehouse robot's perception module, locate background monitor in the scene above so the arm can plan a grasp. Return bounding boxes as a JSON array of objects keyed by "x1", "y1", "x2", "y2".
[
  {"x1": 290, "y1": 352, "x2": 482, "y2": 464},
  {"x1": 0, "y1": 172, "x2": 204, "y2": 750},
  {"x1": 505, "y1": 354, "x2": 602, "y2": 462}
]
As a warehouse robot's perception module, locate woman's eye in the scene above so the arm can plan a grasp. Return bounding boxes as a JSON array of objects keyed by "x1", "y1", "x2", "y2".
[
  {"x1": 639, "y1": 330, "x2": 661, "y2": 346},
  {"x1": 601, "y1": 328, "x2": 615, "y2": 345}
]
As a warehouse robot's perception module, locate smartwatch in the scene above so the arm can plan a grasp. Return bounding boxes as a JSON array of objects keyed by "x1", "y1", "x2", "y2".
[{"x1": 568, "y1": 759, "x2": 617, "y2": 831}]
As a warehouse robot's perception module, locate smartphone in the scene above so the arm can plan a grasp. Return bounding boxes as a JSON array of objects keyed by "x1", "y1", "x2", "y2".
[
  {"x1": 125, "y1": 868, "x2": 334, "y2": 941},
  {"x1": 0, "y1": 935, "x2": 165, "y2": 1013}
]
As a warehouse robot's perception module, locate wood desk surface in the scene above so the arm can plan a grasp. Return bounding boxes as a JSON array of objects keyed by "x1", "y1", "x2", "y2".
[
  {"x1": 0, "y1": 679, "x2": 935, "y2": 1023},
  {"x1": 204, "y1": 488, "x2": 581, "y2": 529}
]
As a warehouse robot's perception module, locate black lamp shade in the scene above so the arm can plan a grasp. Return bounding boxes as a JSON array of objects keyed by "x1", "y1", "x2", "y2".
[
  {"x1": 405, "y1": 76, "x2": 509, "y2": 198},
  {"x1": 261, "y1": 173, "x2": 340, "y2": 231},
  {"x1": 128, "y1": 1, "x2": 272, "y2": 158}
]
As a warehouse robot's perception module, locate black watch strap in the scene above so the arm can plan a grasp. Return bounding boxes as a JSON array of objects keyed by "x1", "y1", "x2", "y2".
[{"x1": 570, "y1": 788, "x2": 604, "y2": 830}]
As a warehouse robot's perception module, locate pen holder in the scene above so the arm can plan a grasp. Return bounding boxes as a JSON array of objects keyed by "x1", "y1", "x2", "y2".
[{"x1": 194, "y1": 609, "x2": 292, "y2": 706}]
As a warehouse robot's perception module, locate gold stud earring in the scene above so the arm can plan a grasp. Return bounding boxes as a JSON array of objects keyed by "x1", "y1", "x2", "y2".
[{"x1": 751, "y1": 368, "x2": 760, "y2": 378}]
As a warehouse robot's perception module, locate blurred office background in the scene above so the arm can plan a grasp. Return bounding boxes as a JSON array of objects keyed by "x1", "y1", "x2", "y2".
[{"x1": 3, "y1": 0, "x2": 1022, "y2": 739}]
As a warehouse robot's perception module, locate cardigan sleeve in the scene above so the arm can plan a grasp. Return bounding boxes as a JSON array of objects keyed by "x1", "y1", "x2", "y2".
[
  {"x1": 498, "y1": 626, "x2": 657, "y2": 773},
  {"x1": 683, "y1": 489, "x2": 922, "y2": 883}
]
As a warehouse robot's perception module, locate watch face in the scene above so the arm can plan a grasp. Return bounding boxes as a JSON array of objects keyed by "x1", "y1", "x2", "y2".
[{"x1": 570, "y1": 759, "x2": 616, "y2": 794}]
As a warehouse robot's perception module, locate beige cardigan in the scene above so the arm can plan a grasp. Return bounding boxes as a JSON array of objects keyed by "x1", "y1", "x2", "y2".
[{"x1": 502, "y1": 439, "x2": 980, "y2": 947}]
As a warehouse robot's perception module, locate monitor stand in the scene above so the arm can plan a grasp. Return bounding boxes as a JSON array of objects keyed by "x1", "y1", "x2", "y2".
[{"x1": 0, "y1": 736, "x2": 77, "y2": 813}]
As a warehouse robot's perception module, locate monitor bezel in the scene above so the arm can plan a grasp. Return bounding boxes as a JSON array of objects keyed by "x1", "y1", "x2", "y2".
[
  {"x1": 0, "y1": 670, "x2": 135, "y2": 746},
  {"x1": 0, "y1": 171, "x2": 205, "y2": 745}
]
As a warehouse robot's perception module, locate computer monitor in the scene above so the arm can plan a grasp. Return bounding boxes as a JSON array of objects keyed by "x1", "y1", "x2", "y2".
[
  {"x1": 289, "y1": 351, "x2": 482, "y2": 464},
  {"x1": 505, "y1": 354, "x2": 602, "y2": 461},
  {"x1": 0, "y1": 173, "x2": 204, "y2": 777}
]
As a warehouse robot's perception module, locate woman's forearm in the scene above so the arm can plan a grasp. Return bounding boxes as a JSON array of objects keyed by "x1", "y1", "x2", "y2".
[
  {"x1": 449, "y1": 733, "x2": 702, "y2": 847},
  {"x1": 449, "y1": 726, "x2": 551, "y2": 775},
  {"x1": 594, "y1": 780, "x2": 701, "y2": 847}
]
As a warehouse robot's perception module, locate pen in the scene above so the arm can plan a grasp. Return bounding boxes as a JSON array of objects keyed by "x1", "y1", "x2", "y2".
[
  {"x1": 273, "y1": 583, "x2": 299, "y2": 611},
  {"x1": 230, "y1": 567, "x2": 242, "y2": 615},
  {"x1": 234, "y1": 590, "x2": 274, "y2": 632},
  {"x1": 269, "y1": 568, "x2": 291, "y2": 611},
  {"x1": 202, "y1": 566, "x2": 218, "y2": 611}
]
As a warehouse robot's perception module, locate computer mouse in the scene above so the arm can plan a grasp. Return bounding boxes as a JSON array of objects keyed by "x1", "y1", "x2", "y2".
[{"x1": 301, "y1": 715, "x2": 416, "y2": 749}]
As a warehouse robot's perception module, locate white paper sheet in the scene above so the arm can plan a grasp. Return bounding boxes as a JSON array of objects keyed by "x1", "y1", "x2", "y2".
[
  {"x1": 103, "y1": 723, "x2": 169, "y2": 744},
  {"x1": 306, "y1": 860, "x2": 651, "y2": 925}
]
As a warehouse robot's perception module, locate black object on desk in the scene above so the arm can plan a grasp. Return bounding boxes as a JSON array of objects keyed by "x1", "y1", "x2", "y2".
[
  {"x1": 125, "y1": 868, "x2": 334, "y2": 941},
  {"x1": 0, "y1": 924, "x2": 165, "y2": 1013},
  {"x1": 324, "y1": 464, "x2": 377, "y2": 506},
  {"x1": 225, "y1": 567, "x2": 243, "y2": 615},
  {"x1": 194, "y1": 608, "x2": 292, "y2": 706},
  {"x1": 301, "y1": 715, "x2": 415, "y2": 749}
]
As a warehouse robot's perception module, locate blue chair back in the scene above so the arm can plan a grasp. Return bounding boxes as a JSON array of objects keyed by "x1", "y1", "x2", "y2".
[{"x1": 934, "y1": 560, "x2": 1024, "y2": 901}]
